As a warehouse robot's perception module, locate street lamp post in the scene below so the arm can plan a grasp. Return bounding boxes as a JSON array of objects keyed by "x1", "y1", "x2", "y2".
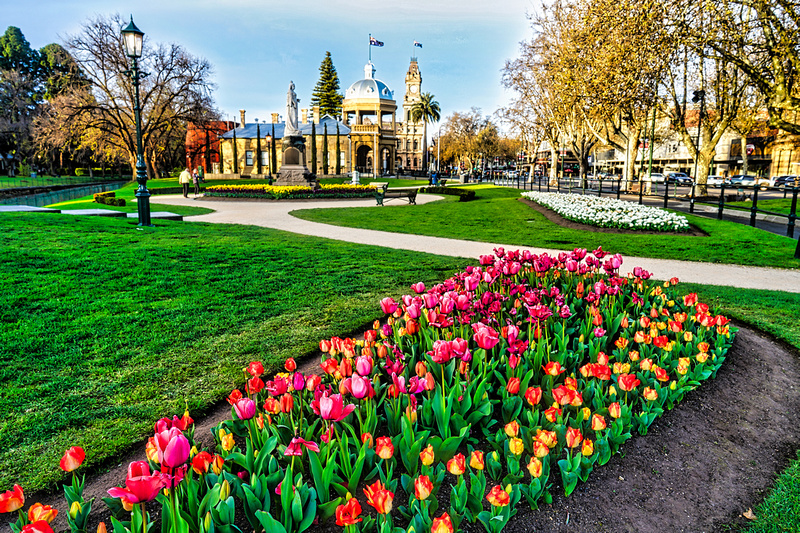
[
  {"x1": 265, "y1": 134, "x2": 272, "y2": 179},
  {"x1": 121, "y1": 16, "x2": 152, "y2": 227},
  {"x1": 690, "y1": 89, "x2": 706, "y2": 214}
]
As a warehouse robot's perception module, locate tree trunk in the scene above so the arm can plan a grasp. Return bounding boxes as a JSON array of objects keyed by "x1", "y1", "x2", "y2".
[
  {"x1": 741, "y1": 134, "x2": 749, "y2": 176},
  {"x1": 549, "y1": 145, "x2": 559, "y2": 186},
  {"x1": 624, "y1": 128, "x2": 641, "y2": 191}
]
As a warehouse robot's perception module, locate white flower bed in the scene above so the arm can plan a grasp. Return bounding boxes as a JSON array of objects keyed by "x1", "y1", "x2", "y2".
[{"x1": 522, "y1": 192, "x2": 690, "y2": 232}]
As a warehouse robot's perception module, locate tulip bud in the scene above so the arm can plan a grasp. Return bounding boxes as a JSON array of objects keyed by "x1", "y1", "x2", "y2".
[
  {"x1": 204, "y1": 512, "x2": 213, "y2": 531},
  {"x1": 69, "y1": 501, "x2": 82, "y2": 520},
  {"x1": 220, "y1": 479, "x2": 231, "y2": 500},
  {"x1": 121, "y1": 498, "x2": 134, "y2": 512},
  {"x1": 97, "y1": 522, "x2": 107, "y2": 533},
  {"x1": 420, "y1": 444, "x2": 434, "y2": 466}
]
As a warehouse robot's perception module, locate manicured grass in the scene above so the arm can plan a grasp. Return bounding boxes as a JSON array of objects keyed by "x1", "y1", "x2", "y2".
[
  {"x1": 291, "y1": 185, "x2": 800, "y2": 269},
  {"x1": 742, "y1": 451, "x2": 800, "y2": 533},
  {"x1": 726, "y1": 197, "x2": 799, "y2": 216},
  {"x1": 318, "y1": 177, "x2": 429, "y2": 188},
  {"x1": 0, "y1": 212, "x2": 466, "y2": 491}
]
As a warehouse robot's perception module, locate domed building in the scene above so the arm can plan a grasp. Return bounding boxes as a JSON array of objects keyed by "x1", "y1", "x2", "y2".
[{"x1": 342, "y1": 61, "x2": 398, "y2": 175}]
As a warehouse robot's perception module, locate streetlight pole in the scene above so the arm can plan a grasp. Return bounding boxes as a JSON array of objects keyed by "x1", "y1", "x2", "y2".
[
  {"x1": 690, "y1": 89, "x2": 706, "y2": 214},
  {"x1": 121, "y1": 16, "x2": 152, "y2": 226}
]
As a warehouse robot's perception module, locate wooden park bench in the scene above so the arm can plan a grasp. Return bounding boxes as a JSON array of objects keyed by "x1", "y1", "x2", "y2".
[{"x1": 370, "y1": 182, "x2": 418, "y2": 206}]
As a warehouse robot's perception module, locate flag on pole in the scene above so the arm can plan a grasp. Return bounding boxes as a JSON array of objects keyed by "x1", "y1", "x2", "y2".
[
  {"x1": 369, "y1": 36, "x2": 384, "y2": 47},
  {"x1": 413, "y1": 41, "x2": 422, "y2": 48}
]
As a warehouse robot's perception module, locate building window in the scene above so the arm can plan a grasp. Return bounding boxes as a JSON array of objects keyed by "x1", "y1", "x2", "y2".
[
  {"x1": 413, "y1": 139, "x2": 418, "y2": 150},
  {"x1": 414, "y1": 157, "x2": 418, "y2": 168},
  {"x1": 261, "y1": 151, "x2": 269, "y2": 166},
  {"x1": 246, "y1": 151, "x2": 253, "y2": 166}
]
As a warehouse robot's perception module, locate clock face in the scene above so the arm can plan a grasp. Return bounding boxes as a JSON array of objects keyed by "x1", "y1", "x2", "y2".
[{"x1": 410, "y1": 85, "x2": 418, "y2": 93}]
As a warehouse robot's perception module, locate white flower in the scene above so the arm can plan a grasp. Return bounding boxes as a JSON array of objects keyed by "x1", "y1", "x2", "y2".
[{"x1": 521, "y1": 192, "x2": 689, "y2": 232}]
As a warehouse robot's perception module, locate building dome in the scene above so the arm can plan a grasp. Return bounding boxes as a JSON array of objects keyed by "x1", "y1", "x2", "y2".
[{"x1": 345, "y1": 62, "x2": 394, "y2": 101}]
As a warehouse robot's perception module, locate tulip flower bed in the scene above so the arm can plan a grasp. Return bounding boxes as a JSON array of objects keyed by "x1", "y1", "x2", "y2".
[
  {"x1": 521, "y1": 192, "x2": 691, "y2": 232},
  {"x1": 1, "y1": 247, "x2": 736, "y2": 533},
  {"x1": 204, "y1": 183, "x2": 377, "y2": 200}
]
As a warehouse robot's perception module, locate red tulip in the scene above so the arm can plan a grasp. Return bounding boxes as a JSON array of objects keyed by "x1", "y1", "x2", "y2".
[
  {"x1": 505, "y1": 377, "x2": 520, "y2": 394},
  {"x1": 280, "y1": 393, "x2": 294, "y2": 413},
  {"x1": 617, "y1": 373, "x2": 641, "y2": 391},
  {"x1": 246, "y1": 376, "x2": 264, "y2": 395},
  {"x1": 226, "y1": 389, "x2": 243, "y2": 405},
  {"x1": 335, "y1": 498, "x2": 363, "y2": 526},
  {"x1": 191, "y1": 451, "x2": 213, "y2": 475},
  {"x1": 284, "y1": 437, "x2": 320, "y2": 456},
  {"x1": 21, "y1": 521, "x2": 54, "y2": 533},
  {"x1": 486, "y1": 485, "x2": 510, "y2": 507},
  {"x1": 608, "y1": 402, "x2": 622, "y2": 418},
  {"x1": 524, "y1": 386, "x2": 542, "y2": 406},
  {"x1": 565, "y1": 427, "x2": 583, "y2": 448},
  {"x1": 59, "y1": 447, "x2": 85, "y2": 473},
  {"x1": 542, "y1": 361, "x2": 566, "y2": 376},
  {"x1": 364, "y1": 480, "x2": 394, "y2": 514},
  {"x1": 284, "y1": 358, "x2": 297, "y2": 372},
  {"x1": 0, "y1": 484, "x2": 24, "y2": 513},
  {"x1": 246, "y1": 361, "x2": 264, "y2": 377},
  {"x1": 107, "y1": 461, "x2": 164, "y2": 503}
]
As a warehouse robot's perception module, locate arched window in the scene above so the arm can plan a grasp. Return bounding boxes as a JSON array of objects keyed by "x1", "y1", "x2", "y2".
[
  {"x1": 413, "y1": 158, "x2": 418, "y2": 168},
  {"x1": 413, "y1": 139, "x2": 418, "y2": 150}
]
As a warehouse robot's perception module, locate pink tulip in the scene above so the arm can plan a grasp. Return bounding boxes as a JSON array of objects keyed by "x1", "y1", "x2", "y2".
[
  {"x1": 439, "y1": 296, "x2": 455, "y2": 315},
  {"x1": 430, "y1": 340, "x2": 453, "y2": 364},
  {"x1": 380, "y1": 297, "x2": 398, "y2": 315},
  {"x1": 406, "y1": 302, "x2": 422, "y2": 319},
  {"x1": 411, "y1": 282, "x2": 426, "y2": 294},
  {"x1": 293, "y1": 372, "x2": 305, "y2": 391},
  {"x1": 234, "y1": 398, "x2": 256, "y2": 420},
  {"x1": 355, "y1": 356, "x2": 373, "y2": 376},
  {"x1": 284, "y1": 437, "x2": 320, "y2": 456},
  {"x1": 154, "y1": 427, "x2": 190, "y2": 468},
  {"x1": 423, "y1": 293, "x2": 439, "y2": 309},
  {"x1": 473, "y1": 325, "x2": 499, "y2": 350},
  {"x1": 349, "y1": 374, "x2": 371, "y2": 399},
  {"x1": 312, "y1": 393, "x2": 356, "y2": 422},
  {"x1": 107, "y1": 461, "x2": 164, "y2": 503},
  {"x1": 479, "y1": 254, "x2": 495, "y2": 266}
]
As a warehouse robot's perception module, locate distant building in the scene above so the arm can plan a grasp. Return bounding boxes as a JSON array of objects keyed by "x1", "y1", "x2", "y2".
[{"x1": 191, "y1": 58, "x2": 428, "y2": 177}]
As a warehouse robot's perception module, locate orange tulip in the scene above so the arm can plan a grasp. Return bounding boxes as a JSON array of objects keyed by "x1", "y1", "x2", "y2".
[
  {"x1": 617, "y1": 373, "x2": 641, "y2": 391},
  {"x1": 431, "y1": 513, "x2": 454, "y2": 533},
  {"x1": 486, "y1": 485, "x2": 510, "y2": 507},
  {"x1": 643, "y1": 387, "x2": 658, "y2": 401},
  {"x1": 591, "y1": 413, "x2": 607, "y2": 431},
  {"x1": 0, "y1": 484, "x2": 24, "y2": 513},
  {"x1": 469, "y1": 450, "x2": 485, "y2": 470},
  {"x1": 581, "y1": 438, "x2": 594, "y2": 456},
  {"x1": 524, "y1": 386, "x2": 542, "y2": 406},
  {"x1": 284, "y1": 358, "x2": 297, "y2": 372},
  {"x1": 447, "y1": 454, "x2": 466, "y2": 476},
  {"x1": 527, "y1": 456, "x2": 543, "y2": 478},
  {"x1": 505, "y1": 377, "x2": 520, "y2": 394},
  {"x1": 59, "y1": 446, "x2": 85, "y2": 473},
  {"x1": 27, "y1": 503, "x2": 58, "y2": 523},
  {"x1": 504, "y1": 421, "x2": 520, "y2": 437},
  {"x1": 608, "y1": 402, "x2": 621, "y2": 419},
  {"x1": 420, "y1": 444, "x2": 435, "y2": 466},
  {"x1": 414, "y1": 475, "x2": 434, "y2": 500},
  {"x1": 565, "y1": 427, "x2": 583, "y2": 448},
  {"x1": 544, "y1": 406, "x2": 562, "y2": 423},
  {"x1": 364, "y1": 480, "x2": 394, "y2": 514},
  {"x1": 542, "y1": 361, "x2": 566, "y2": 376},
  {"x1": 375, "y1": 436, "x2": 394, "y2": 460},
  {"x1": 21, "y1": 521, "x2": 54, "y2": 533},
  {"x1": 535, "y1": 429, "x2": 558, "y2": 449},
  {"x1": 533, "y1": 441, "x2": 549, "y2": 458}
]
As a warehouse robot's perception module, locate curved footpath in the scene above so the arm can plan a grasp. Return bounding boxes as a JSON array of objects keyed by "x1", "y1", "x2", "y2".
[{"x1": 154, "y1": 194, "x2": 800, "y2": 294}]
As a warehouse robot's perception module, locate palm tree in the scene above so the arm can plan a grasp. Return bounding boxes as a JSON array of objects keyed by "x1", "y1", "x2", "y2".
[{"x1": 410, "y1": 92, "x2": 441, "y2": 173}]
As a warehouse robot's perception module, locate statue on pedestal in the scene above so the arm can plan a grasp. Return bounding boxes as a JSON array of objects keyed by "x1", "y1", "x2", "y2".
[{"x1": 285, "y1": 81, "x2": 301, "y2": 136}]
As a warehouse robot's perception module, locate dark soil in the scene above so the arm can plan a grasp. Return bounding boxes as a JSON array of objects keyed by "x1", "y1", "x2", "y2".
[
  {"x1": 520, "y1": 198, "x2": 709, "y2": 237},
  {"x1": 18, "y1": 326, "x2": 800, "y2": 533}
]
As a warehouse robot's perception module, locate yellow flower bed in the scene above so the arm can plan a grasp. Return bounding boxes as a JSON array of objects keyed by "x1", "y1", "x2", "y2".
[{"x1": 204, "y1": 183, "x2": 377, "y2": 199}]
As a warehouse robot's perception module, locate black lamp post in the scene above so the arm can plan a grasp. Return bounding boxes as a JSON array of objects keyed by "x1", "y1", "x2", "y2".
[
  {"x1": 690, "y1": 89, "x2": 706, "y2": 214},
  {"x1": 121, "y1": 16, "x2": 152, "y2": 226}
]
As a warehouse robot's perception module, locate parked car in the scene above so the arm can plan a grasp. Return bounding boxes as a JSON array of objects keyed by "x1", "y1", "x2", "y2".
[
  {"x1": 666, "y1": 172, "x2": 693, "y2": 185},
  {"x1": 729, "y1": 174, "x2": 758, "y2": 187},
  {"x1": 706, "y1": 175, "x2": 731, "y2": 187},
  {"x1": 645, "y1": 172, "x2": 665, "y2": 183},
  {"x1": 773, "y1": 175, "x2": 799, "y2": 187}
]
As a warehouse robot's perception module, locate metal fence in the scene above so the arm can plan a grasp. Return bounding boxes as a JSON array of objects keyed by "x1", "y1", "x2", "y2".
[{"x1": 494, "y1": 176, "x2": 800, "y2": 259}]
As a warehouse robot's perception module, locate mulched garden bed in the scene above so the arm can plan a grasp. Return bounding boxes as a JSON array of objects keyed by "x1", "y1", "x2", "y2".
[{"x1": 27, "y1": 324, "x2": 800, "y2": 533}]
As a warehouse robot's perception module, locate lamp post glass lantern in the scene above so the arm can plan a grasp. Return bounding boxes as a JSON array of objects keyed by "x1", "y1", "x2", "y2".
[{"x1": 121, "y1": 16, "x2": 152, "y2": 226}]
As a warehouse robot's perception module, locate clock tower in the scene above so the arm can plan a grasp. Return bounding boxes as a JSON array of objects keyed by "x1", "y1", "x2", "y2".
[{"x1": 397, "y1": 58, "x2": 424, "y2": 171}]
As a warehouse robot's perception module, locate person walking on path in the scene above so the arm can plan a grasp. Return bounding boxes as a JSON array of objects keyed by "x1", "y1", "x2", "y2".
[
  {"x1": 179, "y1": 166, "x2": 192, "y2": 198},
  {"x1": 192, "y1": 169, "x2": 201, "y2": 196}
]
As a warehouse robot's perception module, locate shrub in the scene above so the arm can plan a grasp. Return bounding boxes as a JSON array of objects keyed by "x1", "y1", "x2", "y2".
[
  {"x1": 93, "y1": 191, "x2": 115, "y2": 202},
  {"x1": 421, "y1": 186, "x2": 475, "y2": 201}
]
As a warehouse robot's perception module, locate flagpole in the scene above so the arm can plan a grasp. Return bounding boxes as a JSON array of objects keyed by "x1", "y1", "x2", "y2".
[{"x1": 369, "y1": 33, "x2": 372, "y2": 62}]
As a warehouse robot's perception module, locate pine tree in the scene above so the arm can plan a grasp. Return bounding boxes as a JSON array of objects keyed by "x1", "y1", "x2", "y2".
[{"x1": 310, "y1": 51, "x2": 343, "y2": 119}]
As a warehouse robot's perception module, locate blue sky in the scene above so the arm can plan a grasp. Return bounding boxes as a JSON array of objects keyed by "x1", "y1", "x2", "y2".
[{"x1": 5, "y1": 0, "x2": 538, "y2": 127}]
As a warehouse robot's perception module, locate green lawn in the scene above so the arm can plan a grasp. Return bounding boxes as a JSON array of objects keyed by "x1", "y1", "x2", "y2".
[
  {"x1": 3, "y1": 188, "x2": 800, "y2": 530},
  {"x1": 0, "y1": 212, "x2": 466, "y2": 491},
  {"x1": 725, "y1": 197, "x2": 798, "y2": 217}
]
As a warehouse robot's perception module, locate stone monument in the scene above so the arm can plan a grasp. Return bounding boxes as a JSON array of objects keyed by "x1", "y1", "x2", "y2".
[{"x1": 275, "y1": 81, "x2": 317, "y2": 187}]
